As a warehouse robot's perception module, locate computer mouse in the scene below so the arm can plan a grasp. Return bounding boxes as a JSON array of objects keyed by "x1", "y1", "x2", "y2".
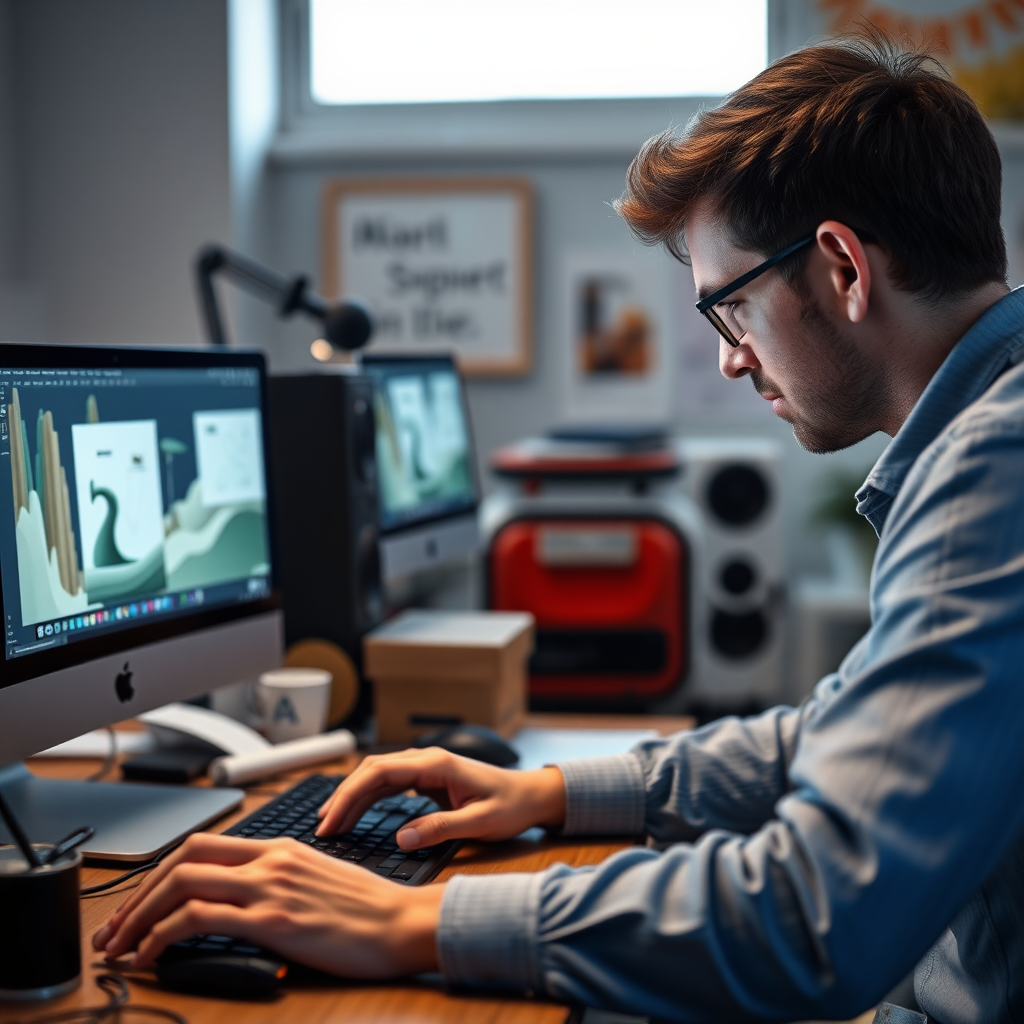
[
  {"x1": 413, "y1": 724, "x2": 519, "y2": 767},
  {"x1": 155, "y1": 953, "x2": 287, "y2": 998}
]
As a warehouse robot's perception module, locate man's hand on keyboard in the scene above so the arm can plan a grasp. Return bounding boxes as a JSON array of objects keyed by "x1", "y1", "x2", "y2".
[
  {"x1": 93, "y1": 833, "x2": 444, "y2": 978},
  {"x1": 316, "y1": 748, "x2": 567, "y2": 850}
]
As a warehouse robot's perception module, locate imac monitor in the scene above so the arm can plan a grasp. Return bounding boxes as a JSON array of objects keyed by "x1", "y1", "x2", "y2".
[
  {"x1": 0, "y1": 345, "x2": 283, "y2": 860},
  {"x1": 362, "y1": 354, "x2": 481, "y2": 582}
]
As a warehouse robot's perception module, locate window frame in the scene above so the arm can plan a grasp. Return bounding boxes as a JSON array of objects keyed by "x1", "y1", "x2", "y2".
[{"x1": 275, "y1": 0, "x2": 755, "y2": 160}]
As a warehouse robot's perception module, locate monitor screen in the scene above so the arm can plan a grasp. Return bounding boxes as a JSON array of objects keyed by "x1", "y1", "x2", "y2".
[
  {"x1": 362, "y1": 355, "x2": 478, "y2": 534},
  {"x1": 0, "y1": 351, "x2": 275, "y2": 681}
]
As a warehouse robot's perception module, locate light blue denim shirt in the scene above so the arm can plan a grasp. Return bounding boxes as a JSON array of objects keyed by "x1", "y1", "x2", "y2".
[{"x1": 436, "y1": 287, "x2": 1024, "y2": 1023}]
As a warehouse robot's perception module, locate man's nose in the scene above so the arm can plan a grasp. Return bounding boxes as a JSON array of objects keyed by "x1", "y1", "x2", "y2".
[{"x1": 720, "y1": 337, "x2": 759, "y2": 379}]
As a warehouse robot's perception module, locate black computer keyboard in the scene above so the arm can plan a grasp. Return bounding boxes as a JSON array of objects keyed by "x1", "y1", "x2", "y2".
[
  {"x1": 222, "y1": 773, "x2": 459, "y2": 884},
  {"x1": 156, "y1": 773, "x2": 459, "y2": 992}
]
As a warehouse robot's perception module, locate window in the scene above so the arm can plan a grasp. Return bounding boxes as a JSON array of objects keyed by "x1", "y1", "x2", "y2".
[{"x1": 309, "y1": 0, "x2": 767, "y2": 106}]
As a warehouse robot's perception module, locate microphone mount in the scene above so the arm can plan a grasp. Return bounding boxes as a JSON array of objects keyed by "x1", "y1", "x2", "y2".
[{"x1": 195, "y1": 244, "x2": 373, "y2": 355}]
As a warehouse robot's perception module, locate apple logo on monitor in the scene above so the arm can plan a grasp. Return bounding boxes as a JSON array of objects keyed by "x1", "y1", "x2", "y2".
[{"x1": 115, "y1": 662, "x2": 134, "y2": 703}]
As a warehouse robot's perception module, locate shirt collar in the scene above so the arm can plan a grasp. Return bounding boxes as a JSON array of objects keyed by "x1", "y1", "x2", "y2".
[{"x1": 856, "y1": 286, "x2": 1024, "y2": 532}]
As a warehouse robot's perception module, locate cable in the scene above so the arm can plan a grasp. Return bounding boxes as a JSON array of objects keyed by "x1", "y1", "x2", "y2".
[
  {"x1": 8, "y1": 972, "x2": 188, "y2": 1024},
  {"x1": 80, "y1": 866, "x2": 153, "y2": 897},
  {"x1": 81, "y1": 879, "x2": 141, "y2": 900},
  {"x1": 80, "y1": 841, "x2": 180, "y2": 897},
  {"x1": 80, "y1": 858, "x2": 161, "y2": 896}
]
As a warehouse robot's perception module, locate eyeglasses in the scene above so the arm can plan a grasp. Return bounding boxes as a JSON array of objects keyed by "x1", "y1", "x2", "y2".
[{"x1": 695, "y1": 234, "x2": 817, "y2": 347}]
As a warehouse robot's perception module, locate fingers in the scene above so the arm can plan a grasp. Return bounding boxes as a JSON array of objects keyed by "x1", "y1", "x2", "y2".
[
  {"x1": 316, "y1": 747, "x2": 433, "y2": 824},
  {"x1": 102, "y1": 861, "x2": 258, "y2": 959},
  {"x1": 93, "y1": 834, "x2": 264, "y2": 952},
  {"x1": 397, "y1": 802, "x2": 496, "y2": 850},
  {"x1": 131, "y1": 900, "x2": 259, "y2": 968},
  {"x1": 317, "y1": 788, "x2": 391, "y2": 839},
  {"x1": 317, "y1": 749, "x2": 460, "y2": 837}
]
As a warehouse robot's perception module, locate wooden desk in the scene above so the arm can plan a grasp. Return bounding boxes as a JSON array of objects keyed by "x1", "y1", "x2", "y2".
[{"x1": 0, "y1": 715, "x2": 691, "y2": 1024}]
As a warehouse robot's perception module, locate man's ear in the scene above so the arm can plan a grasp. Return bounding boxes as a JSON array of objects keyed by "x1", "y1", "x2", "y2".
[{"x1": 815, "y1": 221, "x2": 871, "y2": 324}]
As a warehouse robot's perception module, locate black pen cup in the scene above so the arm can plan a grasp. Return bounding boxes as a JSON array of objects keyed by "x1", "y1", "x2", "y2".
[{"x1": 0, "y1": 845, "x2": 81, "y2": 1000}]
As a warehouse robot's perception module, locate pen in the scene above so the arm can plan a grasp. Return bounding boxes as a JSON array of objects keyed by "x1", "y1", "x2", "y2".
[
  {"x1": 44, "y1": 825, "x2": 94, "y2": 865},
  {"x1": 0, "y1": 789, "x2": 42, "y2": 869}
]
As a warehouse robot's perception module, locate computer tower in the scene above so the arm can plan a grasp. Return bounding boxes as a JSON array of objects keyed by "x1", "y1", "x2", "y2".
[
  {"x1": 676, "y1": 438, "x2": 785, "y2": 711},
  {"x1": 267, "y1": 371, "x2": 384, "y2": 725}
]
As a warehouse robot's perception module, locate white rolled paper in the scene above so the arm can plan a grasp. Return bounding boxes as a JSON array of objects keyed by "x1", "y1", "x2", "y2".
[{"x1": 208, "y1": 729, "x2": 357, "y2": 786}]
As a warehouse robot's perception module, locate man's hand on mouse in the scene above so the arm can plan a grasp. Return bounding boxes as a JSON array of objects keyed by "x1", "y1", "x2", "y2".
[
  {"x1": 316, "y1": 748, "x2": 568, "y2": 850},
  {"x1": 92, "y1": 833, "x2": 444, "y2": 978}
]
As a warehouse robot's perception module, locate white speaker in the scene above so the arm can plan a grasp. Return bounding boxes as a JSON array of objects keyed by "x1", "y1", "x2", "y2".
[{"x1": 673, "y1": 438, "x2": 785, "y2": 710}]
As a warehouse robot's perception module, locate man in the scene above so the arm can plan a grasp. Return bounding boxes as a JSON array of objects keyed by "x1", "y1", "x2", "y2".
[{"x1": 94, "y1": 36, "x2": 1024, "y2": 1023}]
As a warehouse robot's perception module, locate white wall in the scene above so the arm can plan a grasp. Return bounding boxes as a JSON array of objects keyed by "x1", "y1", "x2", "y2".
[
  {"x1": 0, "y1": 0, "x2": 43, "y2": 342},
  {"x1": 11, "y1": 0, "x2": 232, "y2": 348}
]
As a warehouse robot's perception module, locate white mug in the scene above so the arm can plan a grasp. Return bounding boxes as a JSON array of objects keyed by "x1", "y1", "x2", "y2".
[{"x1": 256, "y1": 668, "x2": 332, "y2": 744}]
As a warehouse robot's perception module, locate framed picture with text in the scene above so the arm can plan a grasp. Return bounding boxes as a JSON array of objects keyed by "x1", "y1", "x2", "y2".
[{"x1": 322, "y1": 177, "x2": 533, "y2": 376}]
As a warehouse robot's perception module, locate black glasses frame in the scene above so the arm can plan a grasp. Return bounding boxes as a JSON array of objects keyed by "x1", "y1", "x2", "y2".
[{"x1": 695, "y1": 234, "x2": 817, "y2": 347}]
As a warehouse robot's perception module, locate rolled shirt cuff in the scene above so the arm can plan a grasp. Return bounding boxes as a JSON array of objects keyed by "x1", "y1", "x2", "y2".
[
  {"x1": 437, "y1": 870, "x2": 545, "y2": 992},
  {"x1": 555, "y1": 752, "x2": 647, "y2": 837}
]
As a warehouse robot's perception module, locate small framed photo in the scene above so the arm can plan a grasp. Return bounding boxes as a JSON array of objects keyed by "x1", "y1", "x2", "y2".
[
  {"x1": 323, "y1": 178, "x2": 533, "y2": 376},
  {"x1": 560, "y1": 249, "x2": 675, "y2": 424}
]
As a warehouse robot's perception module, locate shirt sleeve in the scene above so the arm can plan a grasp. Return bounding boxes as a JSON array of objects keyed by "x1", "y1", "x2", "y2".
[
  {"x1": 555, "y1": 702, "x2": 809, "y2": 841},
  {"x1": 437, "y1": 419, "x2": 1024, "y2": 1022}
]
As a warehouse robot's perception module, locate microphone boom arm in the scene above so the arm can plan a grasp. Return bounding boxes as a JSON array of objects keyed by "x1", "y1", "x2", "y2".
[{"x1": 195, "y1": 244, "x2": 371, "y2": 352}]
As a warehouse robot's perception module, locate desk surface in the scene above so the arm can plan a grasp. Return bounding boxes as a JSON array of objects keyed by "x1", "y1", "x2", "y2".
[
  {"x1": 2, "y1": 714, "x2": 875, "y2": 1024},
  {"x1": 0, "y1": 715, "x2": 690, "y2": 1024}
]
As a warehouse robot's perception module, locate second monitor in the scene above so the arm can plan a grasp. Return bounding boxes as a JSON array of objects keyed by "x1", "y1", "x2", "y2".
[{"x1": 362, "y1": 353, "x2": 480, "y2": 583}]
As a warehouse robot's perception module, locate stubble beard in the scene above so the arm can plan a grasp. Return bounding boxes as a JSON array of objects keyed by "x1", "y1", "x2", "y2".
[{"x1": 752, "y1": 296, "x2": 886, "y2": 455}]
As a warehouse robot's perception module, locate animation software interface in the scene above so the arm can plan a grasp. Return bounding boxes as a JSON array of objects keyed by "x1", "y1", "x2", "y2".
[
  {"x1": 366, "y1": 360, "x2": 476, "y2": 532},
  {"x1": 0, "y1": 365, "x2": 271, "y2": 659}
]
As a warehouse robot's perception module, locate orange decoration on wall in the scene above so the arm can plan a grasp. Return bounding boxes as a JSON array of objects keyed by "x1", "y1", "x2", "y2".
[{"x1": 817, "y1": 0, "x2": 1024, "y2": 118}]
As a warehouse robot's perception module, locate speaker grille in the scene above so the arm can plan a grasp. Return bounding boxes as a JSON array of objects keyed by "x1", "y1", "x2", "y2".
[
  {"x1": 710, "y1": 608, "x2": 767, "y2": 658},
  {"x1": 706, "y1": 464, "x2": 769, "y2": 526},
  {"x1": 720, "y1": 558, "x2": 756, "y2": 595}
]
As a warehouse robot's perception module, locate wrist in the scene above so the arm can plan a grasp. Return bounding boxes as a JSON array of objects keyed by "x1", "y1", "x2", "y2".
[
  {"x1": 530, "y1": 766, "x2": 567, "y2": 830},
  {"x1": 393, "y1": 882, "x2": 445, "y2": 974}
]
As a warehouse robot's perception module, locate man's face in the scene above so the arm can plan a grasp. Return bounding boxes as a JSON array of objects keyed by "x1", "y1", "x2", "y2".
[{"x1": 686, "y1": 206, "x2": 885, "y2": 453}]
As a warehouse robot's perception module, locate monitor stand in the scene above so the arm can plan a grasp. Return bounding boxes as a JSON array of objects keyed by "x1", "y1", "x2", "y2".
[{"x1": 0, "y1": 762, "x2": 243, "y2": 863}]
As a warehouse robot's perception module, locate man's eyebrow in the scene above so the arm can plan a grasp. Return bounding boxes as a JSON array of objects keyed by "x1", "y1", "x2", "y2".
[
  {"x1": 696, "y1": 282, "x2": 727, "y2": 302},
  {"x1": 697, "y1": 273, "x2": 748, "y2": 303}
]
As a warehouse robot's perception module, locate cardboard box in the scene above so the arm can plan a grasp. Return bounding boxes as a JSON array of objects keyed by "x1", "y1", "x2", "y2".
[{"x1": 364, "y1": 610, "x2": 534, "y2": 745}]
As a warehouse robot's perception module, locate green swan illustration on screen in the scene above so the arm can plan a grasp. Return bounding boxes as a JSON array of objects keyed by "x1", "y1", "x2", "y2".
[
  {"x1": 89, "y1": 482, "x2": 131, "y2": 566},
  {"x1": 85, "y1": 479, "x2": 166, "y2": 602}
]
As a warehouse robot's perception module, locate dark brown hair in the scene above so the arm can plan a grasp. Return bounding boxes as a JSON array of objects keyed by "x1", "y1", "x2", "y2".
[{"x1": 616, "y1": 35, "x2": 1006, "y2": 300}]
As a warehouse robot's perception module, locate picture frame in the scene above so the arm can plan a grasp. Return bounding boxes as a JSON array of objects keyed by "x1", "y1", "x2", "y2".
[
  {"x1": 322, "y1": 177, "x2": 533, "y2": 376},
  {"x1": 560, "y1": 249, "x2": 676, "y2": 425}
]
